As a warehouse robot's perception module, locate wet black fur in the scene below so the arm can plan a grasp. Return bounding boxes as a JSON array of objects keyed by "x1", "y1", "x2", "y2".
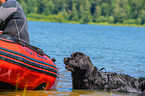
[{"x1": 64, "y1": 52, "x2": 145, "y2": 93}]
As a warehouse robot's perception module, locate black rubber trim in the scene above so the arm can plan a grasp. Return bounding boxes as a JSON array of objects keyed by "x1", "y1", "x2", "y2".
[{"x1": 0, "y1": 81, "x2": 17, "y2": 89}]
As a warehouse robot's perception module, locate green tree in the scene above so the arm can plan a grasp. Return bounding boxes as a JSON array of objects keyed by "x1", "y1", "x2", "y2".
[
  {"x1": 89, "y1": 0, "x2": 102, "y2": 15},
  {"x1": 43, "y1": 0, "x2": 54, "y2": 15},
  {"x1": 130, "y1": 0, "x2": 144, "y2": 18},
  {"x1": 69, "y1": 3, "x2": 79, "y2": 21},
  {"x1": 93, "y1": 6, "x2": 101, "y2": 22},
  {"x1": 101, "y1": 3, "x2": 109, "y2": 16},
  {"x1": 27, "y1": 0, "x2": 37, "y2": 13},
  {"x1": 80, "y1": 0, "x2": 92, "y2": 23},
  {"x1": 112, "y1": 0, "x2": 127, "y2": 23},
  {"x1": 138, "y1": 9, "x2": 145, "y2": 24},
  {"x1": 62, "y1": 11, "x2": 70, "y2": 21},
  {"x1": 52, "y1": 0, "x2": 66, "y2": 14}
]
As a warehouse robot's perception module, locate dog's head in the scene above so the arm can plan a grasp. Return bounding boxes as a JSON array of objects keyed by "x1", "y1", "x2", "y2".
[
  {"x1": 63, "y1": 52, "x2": 94, "y2": 73},
  {"x1": 64, "y1": 52, "x2": 104, "y2": 89}
]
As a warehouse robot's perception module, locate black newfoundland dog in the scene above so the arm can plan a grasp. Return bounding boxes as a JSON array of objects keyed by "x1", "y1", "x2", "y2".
[{"x1": 63, "y1": 52, "x2": 145, "y2": 93}]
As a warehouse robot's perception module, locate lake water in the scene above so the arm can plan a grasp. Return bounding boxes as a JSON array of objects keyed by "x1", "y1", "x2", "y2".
[{"x1": 0, "y1": 21, "x2": 145, "y2": 96}]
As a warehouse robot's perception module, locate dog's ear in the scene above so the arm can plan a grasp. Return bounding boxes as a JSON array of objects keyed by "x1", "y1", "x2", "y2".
[{"x1": 79, "y1": 55, "x2": 94, "y2": 70}]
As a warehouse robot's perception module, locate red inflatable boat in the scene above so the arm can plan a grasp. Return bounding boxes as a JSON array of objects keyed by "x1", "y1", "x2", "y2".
[{"x1": 0, "y1": 34, "x2": 59, "y2": 90}]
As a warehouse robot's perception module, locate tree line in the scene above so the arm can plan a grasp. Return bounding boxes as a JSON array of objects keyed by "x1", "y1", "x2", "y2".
[{"x1": 17, "y1": 0, "x2": 145, "y2": 25}]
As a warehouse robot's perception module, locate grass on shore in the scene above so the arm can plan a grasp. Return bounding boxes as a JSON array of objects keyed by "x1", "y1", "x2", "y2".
[{"x1": 26, "y1": 13, "x2": 145, "y2": 27}]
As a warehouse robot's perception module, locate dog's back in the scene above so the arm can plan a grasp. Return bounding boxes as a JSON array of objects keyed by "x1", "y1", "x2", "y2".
[{"x1": 100, "y1": 72, "x2": 142, "y2": 93}]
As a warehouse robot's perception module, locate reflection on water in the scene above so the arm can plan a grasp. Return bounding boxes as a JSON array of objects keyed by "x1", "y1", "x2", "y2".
[{"x1": 0, "y1": 89, "x2": 138, "y2": 96}]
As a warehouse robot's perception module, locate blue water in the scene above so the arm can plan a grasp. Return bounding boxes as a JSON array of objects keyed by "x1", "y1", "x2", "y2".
[{"x1": 28, "y1": 21, "x2": 145, "y2": 92}]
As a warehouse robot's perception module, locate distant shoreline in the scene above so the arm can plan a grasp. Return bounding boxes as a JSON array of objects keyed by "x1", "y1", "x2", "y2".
[{"x1": 27, "y1": 15, "x2": 145, "y2": 27}]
